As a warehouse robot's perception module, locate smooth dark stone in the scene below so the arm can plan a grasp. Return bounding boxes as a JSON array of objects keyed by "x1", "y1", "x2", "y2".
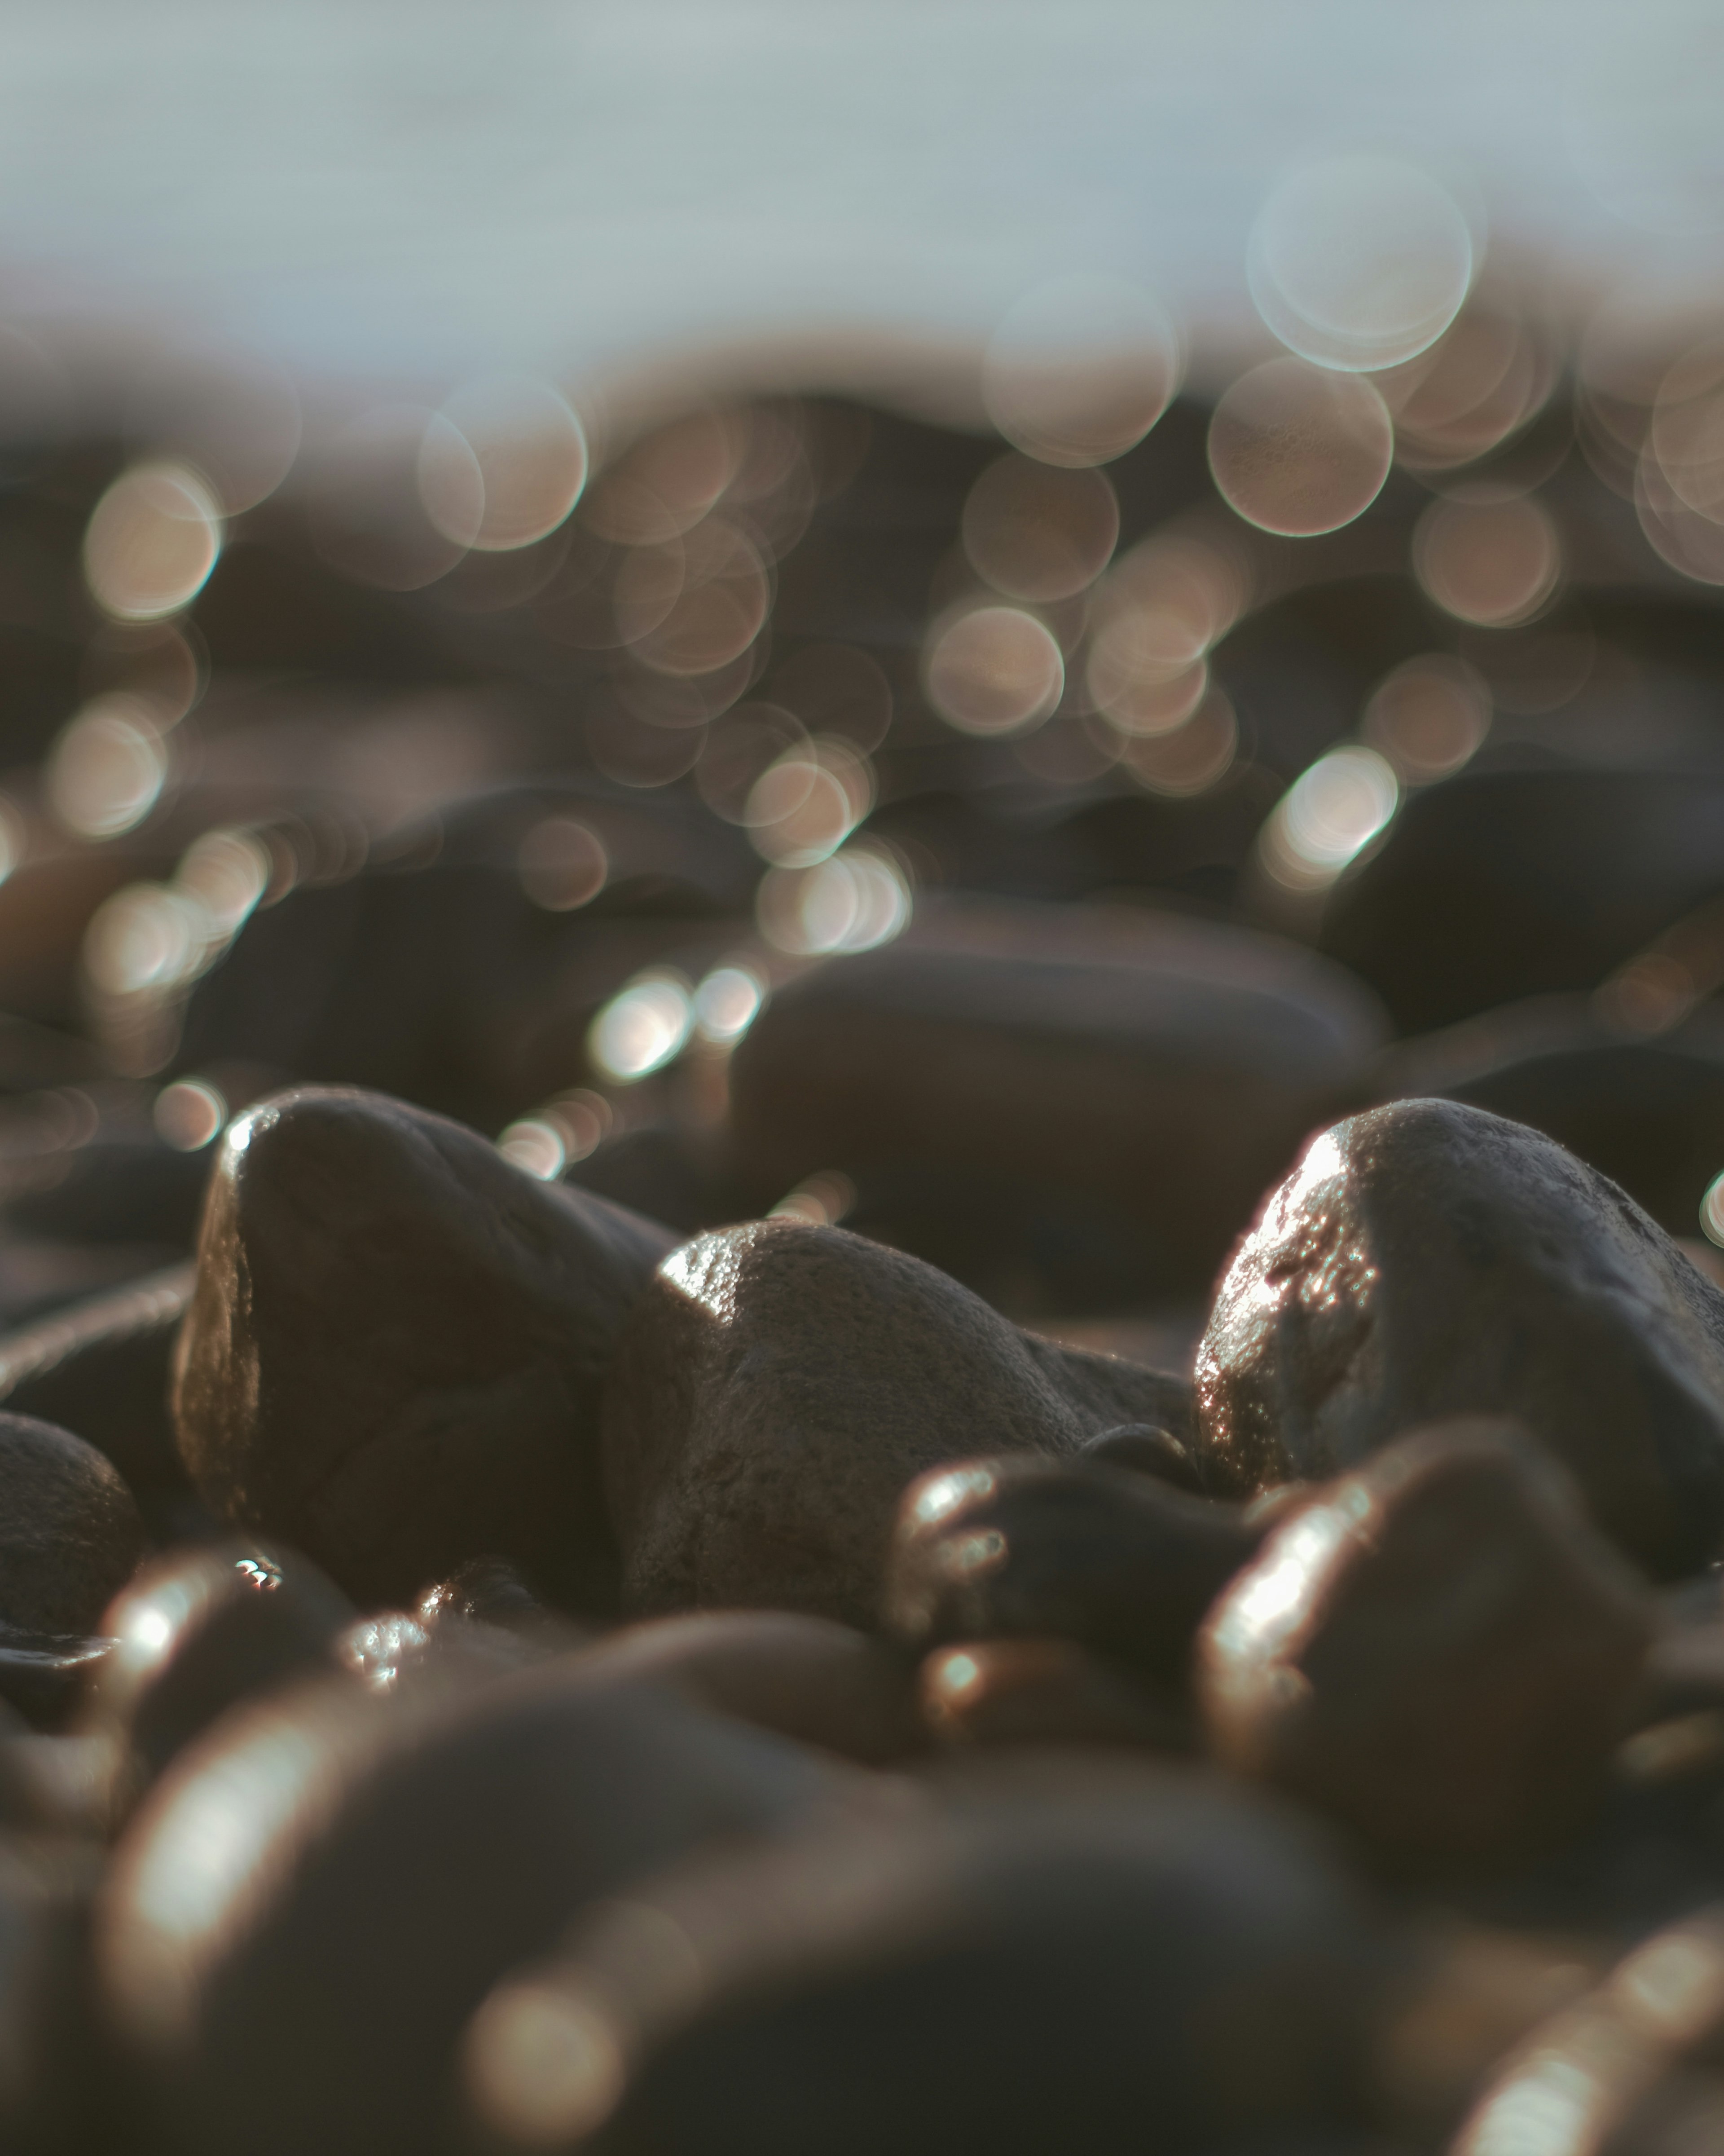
[
  {"x1": 0, "y1": 1411, "x2": 147, "y2": 1641},
  {"x1": 884, "y1": 1455, "x2": 1263, "y2": 1687},
  {"x1": 567, "y1": 1609, "x2": 922, "y2": 1764},
  {"x1": 461, "y1": 1762, "x2": 1396, "y2": 2156},
  {"x1": 600, "y1": 1217, "x2": 1190, "y2": 1627},
  {"x1": 98, "y1": 1662, "x2": 863, "y2": 2156},
  {"x1": 172, "y1": 1086, "x2": 677, "y2": 1611},
  {"x1": 1319, "y1": 767, "x2": 1724, "y2": 1036},
  {"x1": 1199, "y1": 1420, "x2": 1654, "y2": 1861},
  {"x1": 81, "y1": 1542, "x2": 353, "y2": 1803},
  {"x1": 919, "y1": 1637, "x2": 1194, "y2": 1751},
  {"x1": 726, "y1": 897, "x2": 1387, "y2": 1298},
  {"x1": 1195, "y1": 1098, "x2": 1724, "y2": 1579},
  {"x1": 0, "y1": 1262, "x2": 193, "y2": 1498},
  {"x1": 1374, "y1": 996, "x2": 1724, "y2": 1241}
]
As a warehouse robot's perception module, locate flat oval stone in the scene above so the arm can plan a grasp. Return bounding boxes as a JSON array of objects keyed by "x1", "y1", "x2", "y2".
[
  {"x1": 0, "y1": 1411, "x2": 147, "y2": 1640},
  {"x1": 1198, "y1": 1420, "x2": 1655, "y2": 1860},
  {"x1": 600, "y1": 1217, "x2": 1190, "y2": 1626},
  {"x1": 884, "y1": 1455, "x2": 1263, "y2": 1686},
  {"x1": 461, "y1": 1762, "x2": 1396, "y2": 2156},
  {"x1": 726, "y1": 896, "x2": 1387, "y2": 1298},
  {"x1": 1195, "y1": 1098, "x2": 1724, "y2": 1578},
  {"x1": 172, "y1": 1085, "x2": 677, "y2": 1611},
  {"x1": 98, "y1": 1660, "x2": 862, "y2": 2156}
]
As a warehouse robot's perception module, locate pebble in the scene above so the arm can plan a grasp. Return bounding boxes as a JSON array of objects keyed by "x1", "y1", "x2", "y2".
[
  {"x1": 98, "y1": 1661, "x2": 868, "y2": 2156},
  {"x1": 1319, "y1": 767, "x2": 1724, "y2": 1035},
  {"x1": 919, "y1": 1637, "x2": 1193, "y2": 1751},
  {"x1": 884, "y1": 1454, "x2": 1263, "y2": 1686},
  {"x1": 1198, "y1": 1420, "x2": 1655, "y2": 1861},
  {"x1": 1196, "y1": 1097, "x2": 1724, "y2": 1579},
  {"x1": 600, "y1": 1216, "x2": 1190, "y2": 1626},
  {"x1": 565, "y1": 1608, "x2": 922, "y2": 1764},
  {"x1": 172, "y1": 1085, "x2": 677, "y2": 1610},
  {"x1": 1452, "y1": 1903, "x2": 1724, "y2": 2156},
  {"x1": 1375, "y1": 994, "x2": 1724, "y2": 1242},
  {"x1": 82, "y1": 1542, "x2": 354, "y2": 1806},
  {"x1": 726, "y1": 896, "x2": 1387, "y2": 1299},
  {"x1": 0, "y1": 1410, "x2": 148, "y2": 1641},
  {"x1": 460, "y1": 1761, "x2": 1396, "y2": 2155},
  {"x1": 0, "y1": 1261, "x2": 194, "y2": 1503}
]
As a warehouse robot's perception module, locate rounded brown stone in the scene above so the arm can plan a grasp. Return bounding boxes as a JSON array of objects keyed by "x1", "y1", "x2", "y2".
[
  {"x1": 1198, "y1": 1418, "x2": 1655, "y2": 1860},
  {"x1": 0, "y1": 1411, "x2": 148, "y2": 1640},
  {"x1": 1196, "y1": 1098, "x2": 1724, "y2": 1578},
  {"x1": 171, "y1": 1085, "x2": 677, "y2": 1611},
  {"x1": 599, "y1": 1216, "x2": 1190, "y2": 1627}
]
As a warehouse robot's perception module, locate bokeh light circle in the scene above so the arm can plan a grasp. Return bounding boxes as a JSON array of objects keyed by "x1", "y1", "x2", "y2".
[
  {"x1": 1208, "y1": 361, "x2": 1394, "y2": 536},
  {"x1": 1412, "y1": 492, "x2": 1562, "y2": 627},
  {"x1": 1248, "y1": 155, "x2": 1473, "y2": 372},
  {"x1": 84, "y1": 461, "x2": 223, "y2": 621},
  {"x1": 924, "y1": 605, "x2": 1064, "y2": 735},
  {"x1": 982, "y1": 275, "x2": 1182, "y2": 468}
]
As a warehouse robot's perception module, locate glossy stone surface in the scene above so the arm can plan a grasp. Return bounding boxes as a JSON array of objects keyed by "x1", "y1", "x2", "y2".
[
  {"x1": 98, "y1": 1662, "x2": 860, "y2": 2156},
  {"x1": 884, "y1": 1455, "x2": 1263, "y2": 1686},
  {"x1": 1196, "y1": 1098, "x2": 1724, "y2": 1578},
  {"x1": 0, "y1": 1411, "x2": 148, "y2": 1639},
  {"x1": 600, "y1": 1217, "x2": 1191, "y2": 1626},
  {"x1": 83, "y1": 1543, "x2": 354, "y2": 1802},
  {"x1": 172, "y1": 1086, "x2": 677, "y2": 1611},
  {"x1": 1199, "y1": 1420, "x2": 1654, "y2": 1859},
  {"x1": 461, "y1": 1762, "x2": 1395, "y2": 2156}
]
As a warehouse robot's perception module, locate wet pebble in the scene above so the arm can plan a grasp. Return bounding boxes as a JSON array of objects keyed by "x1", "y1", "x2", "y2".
[
  {"x1": 727, "y1": 896, "x2": 1388, "y2": 1298},
  {"x1": 565, "y1": 1608, "x2": 921, "y2": 1764},
  {"x1": 884, "y1": 1453, "x2": 1263, "y2": 1687},
  {"x1": 1199, "y1": 1420, "x2": 1655, "y2": 1861},
  {"x1": 600, "y1": 1216, "x2": 1190, "y2": 1626},
  {"x1": 81, "y1": 1541, "x2": 354, "y2": 1809},
  {"x1": 460, "y1": 1760, "x2": 1398, "y2": 2156},
  {"x1": 97, "y1": 1661, "x2": 868, "y2": 2156},
  {"x1": 1196, "y1": 1098, "x2": 1724, "y2": 1579},
  {"x1": 919, "y1": 1637, "x2": 1192, "y2": 1751},
  {"x1": 172, "y1": 1085, "x2": 676, "y2": 1611},
  {"x1": 0, "y1": 1411, "x2": 147, "y2": 1643}
]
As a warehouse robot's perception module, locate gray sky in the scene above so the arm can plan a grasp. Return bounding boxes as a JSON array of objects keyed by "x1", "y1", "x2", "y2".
[{"x1": 3, "y1": 1, "x2": 1722, "y2": 404}]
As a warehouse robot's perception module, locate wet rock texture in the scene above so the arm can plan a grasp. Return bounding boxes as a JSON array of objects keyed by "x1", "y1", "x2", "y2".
[
  {"x1": 0, "y1": 1411, "x2": 148, "y2": 1638},
  {"x1": 1199, "y1": 1420, "x2": 1654, "y2": 1860},
  {"x1": 599, "y1": 1216, "x2": 1191, "y2": 1627},
  {"x1": 171, "y1": 1086, "x2": 676, "y2": 1612},
  {"x1": 1196, "y1": 1098, "x2": 1724, "y2": 1579}
]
